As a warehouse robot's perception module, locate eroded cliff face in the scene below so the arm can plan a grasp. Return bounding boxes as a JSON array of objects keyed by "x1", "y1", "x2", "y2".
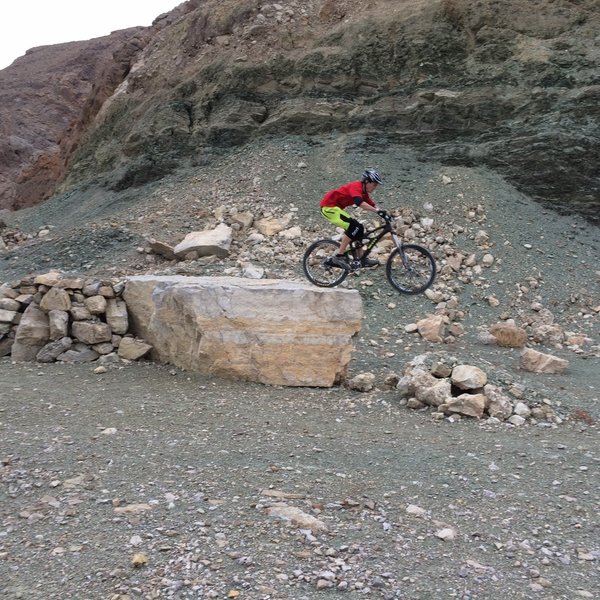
[
  {"x1": 0, "y1": 29, "x2": 148, "y2": 210},
  {"x1": 0, "y1": 2, "x2": 192, "y2": 211},
  {"x1": 1, "y1": 0, "x2": 598, "y2": 217}
]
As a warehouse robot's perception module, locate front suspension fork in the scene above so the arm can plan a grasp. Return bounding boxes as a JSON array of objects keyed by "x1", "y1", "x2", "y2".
[{"x1": 391, "y1": 234, "x2": 409, "y2": 268}]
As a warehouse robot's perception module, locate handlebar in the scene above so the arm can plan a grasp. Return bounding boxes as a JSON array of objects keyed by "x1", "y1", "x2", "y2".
[{"x1": 378, "y1": 211, "x2": 393, "y2": 223}]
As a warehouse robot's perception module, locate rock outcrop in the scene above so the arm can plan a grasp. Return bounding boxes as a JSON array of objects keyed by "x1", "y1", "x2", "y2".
[
  {"x1": 1, "y1": 0, "x2": 598, "y2": 221},
  {"x1": 123, "y1": 275, "x2": 362, "y2": 387},
  {"x1": 0, "y1": 29, "x2": 148, "y2": 210},
  {"x1": 0, "y1": 2, "x2": 192, "y2": 211}
]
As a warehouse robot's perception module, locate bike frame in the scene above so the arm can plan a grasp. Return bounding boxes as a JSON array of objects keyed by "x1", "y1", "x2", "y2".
[{"x1": 347, "y1": 217, "x2": 404, "y2": 263}]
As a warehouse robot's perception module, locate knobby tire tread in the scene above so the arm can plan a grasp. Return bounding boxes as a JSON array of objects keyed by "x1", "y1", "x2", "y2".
[
  {"x1": 386, "y1": 244, "x2": 436, "y2": 294},
  {"x1": 302, "y1": 239, "x2": 349, "y2": 287}
]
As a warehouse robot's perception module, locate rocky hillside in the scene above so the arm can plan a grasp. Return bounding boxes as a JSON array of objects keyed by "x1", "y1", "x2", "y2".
[
  {"x1": 0, "y1": 0, "x2": 598, "y2": 414},
  {"x1": 0, "y1": 0, "x2": 598, "y2": 220},
  {"x1": 0, "y1": 3, "x2": 191, "y2": 211},
  {"x1": 1, "y1": 7, "x2": 598, "y2": 596}
]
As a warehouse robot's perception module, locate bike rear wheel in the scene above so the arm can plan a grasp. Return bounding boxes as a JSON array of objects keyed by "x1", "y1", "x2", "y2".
[
  {"x1": 302, "y1": 239, "x2": 349, "y2": 287},
  {"x1": 386, "y1": 244, "x2": 436, "y2": 294}
]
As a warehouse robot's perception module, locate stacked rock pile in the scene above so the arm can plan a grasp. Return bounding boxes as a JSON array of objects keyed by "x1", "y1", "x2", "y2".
[
  {"x1": 0, "y1": 271, "x2": 151, "y2": 364},
  {"x1": 346, "y1": 358, "x2": 563, "y2": 425},
  {"x1": 395, "y1": 361, "x2": 560, "y2": 425}
]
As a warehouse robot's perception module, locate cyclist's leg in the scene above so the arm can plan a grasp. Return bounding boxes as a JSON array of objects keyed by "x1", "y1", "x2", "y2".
[
  {"x1": 342, "y1": 216, "x2": 365, "y2": 263},
  {"x1": 321, "y1": 207, "x2": 355, "y2": 255},
  {"x1": 342, "y1": 219, "x2": 377, "y2": 266}
]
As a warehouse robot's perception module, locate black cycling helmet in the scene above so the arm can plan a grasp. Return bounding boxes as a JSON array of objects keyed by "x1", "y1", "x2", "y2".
[{"x1": 361, "y1": 167, "x2": 383, "y2": 185}]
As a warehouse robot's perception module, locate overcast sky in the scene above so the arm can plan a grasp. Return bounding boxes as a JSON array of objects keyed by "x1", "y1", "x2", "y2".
[{"x1": 0, "y1": 1, "x2": 182, "y2": 70}]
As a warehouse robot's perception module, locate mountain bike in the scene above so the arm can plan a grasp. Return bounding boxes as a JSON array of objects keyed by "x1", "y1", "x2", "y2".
[{"x1": 302, "y1": 212, "x2": 436, "y2": 294}]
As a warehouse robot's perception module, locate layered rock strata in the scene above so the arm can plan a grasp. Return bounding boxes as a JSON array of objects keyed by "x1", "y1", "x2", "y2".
[{"x1": 123, "y1": 275, "x2": 362, "y2": 387}]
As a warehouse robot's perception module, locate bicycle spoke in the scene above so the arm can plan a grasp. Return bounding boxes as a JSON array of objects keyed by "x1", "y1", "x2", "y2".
[
  {"x1": 386, "y1": 244, "x2": 436, "y2": 294},
  {"x1": 302, "y1": 240, "x2": 349, "y2": 287}
]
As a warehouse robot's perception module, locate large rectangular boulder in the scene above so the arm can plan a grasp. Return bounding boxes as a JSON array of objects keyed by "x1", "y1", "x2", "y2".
[{"x1": 123, "y1": 276, "x2": 363, "y2": 387}]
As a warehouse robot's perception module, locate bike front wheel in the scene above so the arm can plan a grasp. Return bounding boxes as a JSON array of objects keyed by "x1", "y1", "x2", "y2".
[
  {"x1": 386, "y1": 244, "x2": 436, "y2": 294},
  {"x1": 302, "y1": 239, "x2": 349, "y2": 287}
]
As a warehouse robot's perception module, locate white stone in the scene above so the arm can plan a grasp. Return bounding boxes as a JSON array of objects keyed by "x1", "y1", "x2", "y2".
[
  {"x1": 118, "y1": 337, "x2": 152, "y2": 360},
  {"x1": 0, "y1": 298, "x2": 20, "y2": 311},
  {"x1": 48, "y1": 310, "x2": 69, "y2": 340},
  {"x1": 0, "y1": 309, "x2": 18, "y2": 324},
  {"x1": 451, "y1": 365, "x2": 487, "y2": 390},
  {"x1": 255, "y1": 215, "x2": 291, "y2": 236},
  {"x1": 514, "y1": 402, "x2": 532, "y2": 418},
  {"x1": 348, "y1": 372, "x2": 376, "y2": 392},
  {"x1": 489, "y1": 322, "x2": 527, "y2": 347},
  {"x1": 174, "y1": 223, "x2": 233, "y2": 258},
  {"x1": 33, "y1": 271, "x2": 62, "y2": 287},
  {"x1": 83, "y1": 295, "x2": 107, "y2": 315},
  {"x1": 278, "y1": 226, "x2": 302, "y2": 240},
  {"x1": 247, "y1": 232, "x2": 265, "y2": 244},
  {"x1": 105, "y1": 298, "x2": 129, "y2": 335},
  {"x1": 435, "y1": 527, "x2": 457, "y2": 541},
  {"x1": 40, "y1": 288, "x2": 72, "y2": 312},
  {"x1": 11, "y1": 304, "x2": 50, "y2": 361},
  {"x1": 416, "y1": 378, "x2": 452, "y2": 407},
  {"x1": 242, "y1": 264, "x2": 264, "y2": 279},
  {"x1": 442, "y1": 393, "x2": 487, "y2": 418},
  {"x1": 484, "y1": 384, "x2": 513, "y2": 420},
  {"x1": 417, "y1": 314, "x2": 445, "y2": 342},
  {"x1": 72, "y1": 321, "x2": 112, "y2": 345},
  {"x1": 421, "y1": 217, "x2": 434, "y2": 230},
  {"x1": 520, "y1": 348, "x2": 569, "y2": 374},
  {"x1": 406, "y1": 504, "x2": 427, "y2": 518},
  {"x1": 267, "y1": 504, "x2": 327, "y2": 533},
  {"x1": 482, "y1": 253, "x2": 494, "y2": 267}
]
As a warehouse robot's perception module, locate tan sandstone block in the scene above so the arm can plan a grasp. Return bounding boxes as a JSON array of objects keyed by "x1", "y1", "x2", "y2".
[
  {"x1": 489, "y1": 322, "x2": 527, "y2": 347},
  {"x1": 520, "y1": 348, "x2": 569, "y2": 374},
  {"x1": 123, "y1": 276, "x2": 362, "y2": 387}
]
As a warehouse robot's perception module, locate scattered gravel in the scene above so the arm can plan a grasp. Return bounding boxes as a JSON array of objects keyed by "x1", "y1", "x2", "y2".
[
  {"x1": 1, "y1": 361, "x2": 598, "y2": 599},
  {"x1": 1, "y1": 134, "x2": 598, "y2": 599}
]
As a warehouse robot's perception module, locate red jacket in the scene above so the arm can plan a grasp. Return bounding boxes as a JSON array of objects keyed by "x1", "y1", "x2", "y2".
[{"x1": 320, "y1": 181, "x2": 375, "y2": 209}]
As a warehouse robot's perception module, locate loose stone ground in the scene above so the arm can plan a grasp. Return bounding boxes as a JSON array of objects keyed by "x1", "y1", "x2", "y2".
[{"x1": 1, "y1": 360, "x2": 598, "y2": 599}]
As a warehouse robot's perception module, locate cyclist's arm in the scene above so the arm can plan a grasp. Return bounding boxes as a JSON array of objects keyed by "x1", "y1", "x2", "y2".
[{"x1": 353, "y1": 197, "x2": 381, "y2": 213}]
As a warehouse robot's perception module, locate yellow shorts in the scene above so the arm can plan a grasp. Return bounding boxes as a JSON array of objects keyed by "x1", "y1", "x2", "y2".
[
  {"x1": 320, "y1": 207, "x2": 363, "y2": 240},
  {"x1": 320, "y1": 206, "x2": 351, "y2": 229}
]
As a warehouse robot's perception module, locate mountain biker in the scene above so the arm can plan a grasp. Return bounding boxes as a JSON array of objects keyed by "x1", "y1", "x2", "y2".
[{"x1": 319, "y1": 168, "x2": 388, "y2": 270}]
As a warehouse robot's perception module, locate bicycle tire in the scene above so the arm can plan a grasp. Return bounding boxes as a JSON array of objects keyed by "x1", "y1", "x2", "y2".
[
  {"x1": 386, "y1": 244, "x2": 436, "y2": 294},
  {"x1": 302, "y1": 239, "x2": 349, "y2": 287}
]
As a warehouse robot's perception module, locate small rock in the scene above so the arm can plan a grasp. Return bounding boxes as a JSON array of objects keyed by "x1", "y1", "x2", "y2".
[
  {"x1": 131, "y1": 552, "x2": 148, "y2": 567},
  {"x1": 267, "y1": 504, "x2": 328, "y2": 533},
  {"x1": 435, "y1": 527, "x2": 457, "y2": 541},
  {"x1": 451, "y1": 365, "x2": 487, "y2": 390},
  {"x1": 114, "y1": 503, "x2": 153, "y2": 514},
  {"x1": 520, "y1": 348, "x2": 569, "y2": 374},
  {"x1": 406, "y1": 504, "x2": 427, "y2": 518},
  {"x1": 347, "y1": 372, "x2": 376, "y2": 392}
]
